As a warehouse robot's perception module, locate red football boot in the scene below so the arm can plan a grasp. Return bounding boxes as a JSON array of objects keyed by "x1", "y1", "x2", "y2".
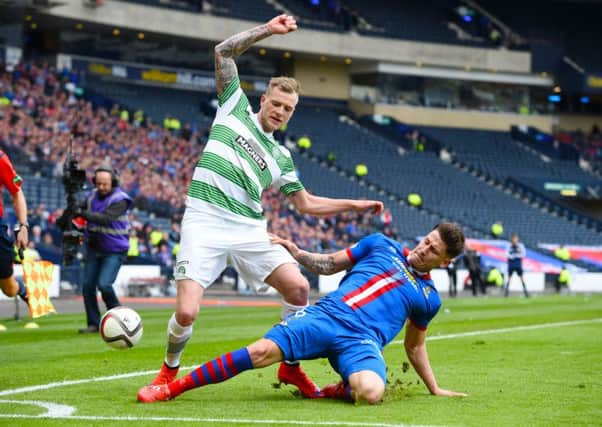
[
  {"x1": 277, "y1": 362, "x2": 323, "y2": 398},
  {"x1": 137, "y1": 384, "x2": 172, "y2": 403},
  {"x1": 150, "y1": 362, "x2": 179, "y2": 385},
  {"x1": 321, "y1": 381, "x2": 354, "y2": 402}
]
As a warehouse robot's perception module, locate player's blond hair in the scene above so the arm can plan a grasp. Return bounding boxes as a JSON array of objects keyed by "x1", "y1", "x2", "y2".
[{"x1": 266, "y1": 77, "x2": 301, "y2": 95}]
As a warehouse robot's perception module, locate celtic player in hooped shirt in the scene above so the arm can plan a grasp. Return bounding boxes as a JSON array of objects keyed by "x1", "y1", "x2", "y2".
[
  {"x1": 138, "y1": 223, "x2": 468, "y2": 404},
  {"x1": 142, "y1": 14, "x2": 383, "y2": 399}
]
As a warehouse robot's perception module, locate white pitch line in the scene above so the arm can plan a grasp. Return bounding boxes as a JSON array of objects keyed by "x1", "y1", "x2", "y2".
[
  {"x1": 0, "y1": 412, "x2": 438, "y2": 427},
  {"x1": 0, "y1": 367, "x2": 196, "y2": 397},
  {"x1": 391, "y1": 317, "x2": 602, "y2": 345},
  {"x1": 0, "y1": 399, "x2": 75, "y2": 417}
]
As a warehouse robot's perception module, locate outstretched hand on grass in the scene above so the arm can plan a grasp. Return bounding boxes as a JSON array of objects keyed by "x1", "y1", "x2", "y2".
[{"x1": 433, "y1": 387, "x2": 468, "y2": 397}]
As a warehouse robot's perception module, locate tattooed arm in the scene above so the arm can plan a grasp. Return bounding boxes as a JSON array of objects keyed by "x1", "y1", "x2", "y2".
[
  {"x1": 215, "y1": 14, "x2": 298, "y2": 95},
  {"x1": 269, "y1": 234, "x2": 353, "y2": 275}
]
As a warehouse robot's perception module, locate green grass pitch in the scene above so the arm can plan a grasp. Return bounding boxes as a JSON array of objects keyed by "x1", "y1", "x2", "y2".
[{"x1": 1, "y1": 294, "x2": 601, "y2": 427}]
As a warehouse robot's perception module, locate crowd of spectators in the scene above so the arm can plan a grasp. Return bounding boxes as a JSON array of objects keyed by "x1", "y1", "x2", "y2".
[
  {"x1": 264, "y1": 187, "x2": 398, "y2": 253},
  {"x1": 0, "y1": 61, "x2": 206, "y2": 217},
  {"x1": 554, "y1": 125, "x2": 602, "y2": 165}
]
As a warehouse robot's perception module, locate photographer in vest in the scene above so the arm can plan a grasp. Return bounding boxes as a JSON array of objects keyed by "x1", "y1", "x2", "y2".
[{"x1": 77, "y1": 165, "x2": 132, "y2": 333}]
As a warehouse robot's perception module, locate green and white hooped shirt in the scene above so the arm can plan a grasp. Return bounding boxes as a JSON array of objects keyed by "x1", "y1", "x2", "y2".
[{"x1": 187, "y1": 77, "x2": 303, "y2": 225}]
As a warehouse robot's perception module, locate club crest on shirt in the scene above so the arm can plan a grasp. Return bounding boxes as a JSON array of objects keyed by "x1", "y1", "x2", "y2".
[
  {"x1": 270, "y1": 144, "x2": 286, "y2": 162},
  {"x1": 392, "y1": 256, "x2": 419, "y2": 291}
]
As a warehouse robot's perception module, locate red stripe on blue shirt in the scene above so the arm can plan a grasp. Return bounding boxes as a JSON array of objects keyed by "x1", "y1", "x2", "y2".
[
  {"x1": 346, "y1": 278, "x2": 404, "y2": 310},
  {"x1": 342, "y1": 269, "x2": 404, "y2": 309},
  {"x1": 342, "y1": 270, "x2": 396, "y2": 303}
]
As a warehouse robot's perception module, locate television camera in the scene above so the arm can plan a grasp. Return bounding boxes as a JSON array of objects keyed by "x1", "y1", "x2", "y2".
[{"x1": 56, "y1": 154, "x2": 87, "y2": 265}]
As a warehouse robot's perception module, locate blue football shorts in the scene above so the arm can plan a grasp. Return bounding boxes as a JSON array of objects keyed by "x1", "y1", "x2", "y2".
[
  {"x1": 265, "y1": 305, "x2": 387, "y2": 383},
  {"x1": 508, "y1": 265, "x2": 523, "y2": 276},
  {"x1": 0, "y1": 224, "x2": 14, "y2": 279}
]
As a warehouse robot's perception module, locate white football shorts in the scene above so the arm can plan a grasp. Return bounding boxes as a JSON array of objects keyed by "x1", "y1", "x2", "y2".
[{"x1": 174, "y1": 209, "x2": 297, "y2": 292}]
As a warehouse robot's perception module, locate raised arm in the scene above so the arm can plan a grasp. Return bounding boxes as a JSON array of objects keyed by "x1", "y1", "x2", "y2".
[
  {"x1": 215, "y1": 14, "x2": 297, "y2": 95},
  {"x1": 404, "y1": 322, "x2": 467, "y2": 397},
  {"x1": 287, "y1": 189, "x2": 383, "y2": 216},
  {"x1": 269, "y1": 234, "x2": 353, "y2": 275}
]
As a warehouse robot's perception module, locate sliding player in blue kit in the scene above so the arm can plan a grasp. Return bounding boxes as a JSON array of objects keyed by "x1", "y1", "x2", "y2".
[{"x1": 138, "y1": 222, "x2": 467, "y2": 404}]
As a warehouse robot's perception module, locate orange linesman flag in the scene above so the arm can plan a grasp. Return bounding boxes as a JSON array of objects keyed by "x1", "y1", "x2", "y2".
[{"x1": 22, "y1": 260, "x2": 57, "y2": 318}]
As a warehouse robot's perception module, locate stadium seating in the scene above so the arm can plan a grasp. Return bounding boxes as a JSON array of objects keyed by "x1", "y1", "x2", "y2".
[
  {"x1": 120, "y1": 0, "x2": 203, "y2": 13},
  {"x1": 511, "y1": 126, "x2": 580, "y2": 162},
  {"x1": 276, "y1": 0, "x2": 349, "y2": 33},
  {"x1": 419, "y1": 126, "x2": 595, "y2": 184},
  {"x1": 118, "y1": 0, "x2": 500, "y2": 47},
  {"x1": 292, "y1": 151, "x2": 447, "y2": 242},
  {"x1": 286, "y1": 104, "x2": 601, "y2": 246},
  {"x1": 357, "y1": 115, "x2": 439, "y2": 152},
  {"x1": 209, "y1": 0, "x2": 279, "y2": 24},
  {"x1": 21, "y1": 175, "x2": 65, "y2": 212},
  {"x1": 475, "y1": 0, "x2": 602, "y2": 71},
  {"x1": 84, "y1": 77, "x2": 213, "y2": 128},
  {"x1": 345, "y1": 0, "x2": 489, "y2": 46},
  {"x1": 416, "y1": 125, "x2": 602, "y2": 242}
]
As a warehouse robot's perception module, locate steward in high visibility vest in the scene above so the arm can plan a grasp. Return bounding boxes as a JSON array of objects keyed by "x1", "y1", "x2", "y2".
[
  {"x1": 487, "y1": 267, "x2": 504, "y2": 287},
  {"x1": 355, "y1": 163, "x2": 368, "y2": 179},
  {"x1": 128, "y1": 235, "x2": 140, "y2": 258},
  {"x1": 326, "y1": 151, "x2": 336, "y2": 166},
  {"x1": 408, "y1": 193, "x2": 422, "y2": 207},
  {"x1": 554, "y1": 246, "x2": 570, "y2": 261},
  {"x1": 556, "y1": 266, "x2": 571, "y2": 293},
  {"x1": 490, "y1": 221, "x2": 503, "y2": 238},
  {"x1": 297, "y1": 134, "x2": 312, "y2": 152}
]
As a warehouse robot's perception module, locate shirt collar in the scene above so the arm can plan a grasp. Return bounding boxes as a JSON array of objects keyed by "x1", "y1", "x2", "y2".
[
  {"x1": 252, "y1": 113, "x2": 273, "y2": 137},
  {"x1": 403, "y1": 247, "x2": 431, "y2": 279}
]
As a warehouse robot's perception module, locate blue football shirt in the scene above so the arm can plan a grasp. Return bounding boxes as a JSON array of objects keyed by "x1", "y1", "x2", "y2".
[{"x1": 316, "y1": 233, "x2": 441, "y2": 348}]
